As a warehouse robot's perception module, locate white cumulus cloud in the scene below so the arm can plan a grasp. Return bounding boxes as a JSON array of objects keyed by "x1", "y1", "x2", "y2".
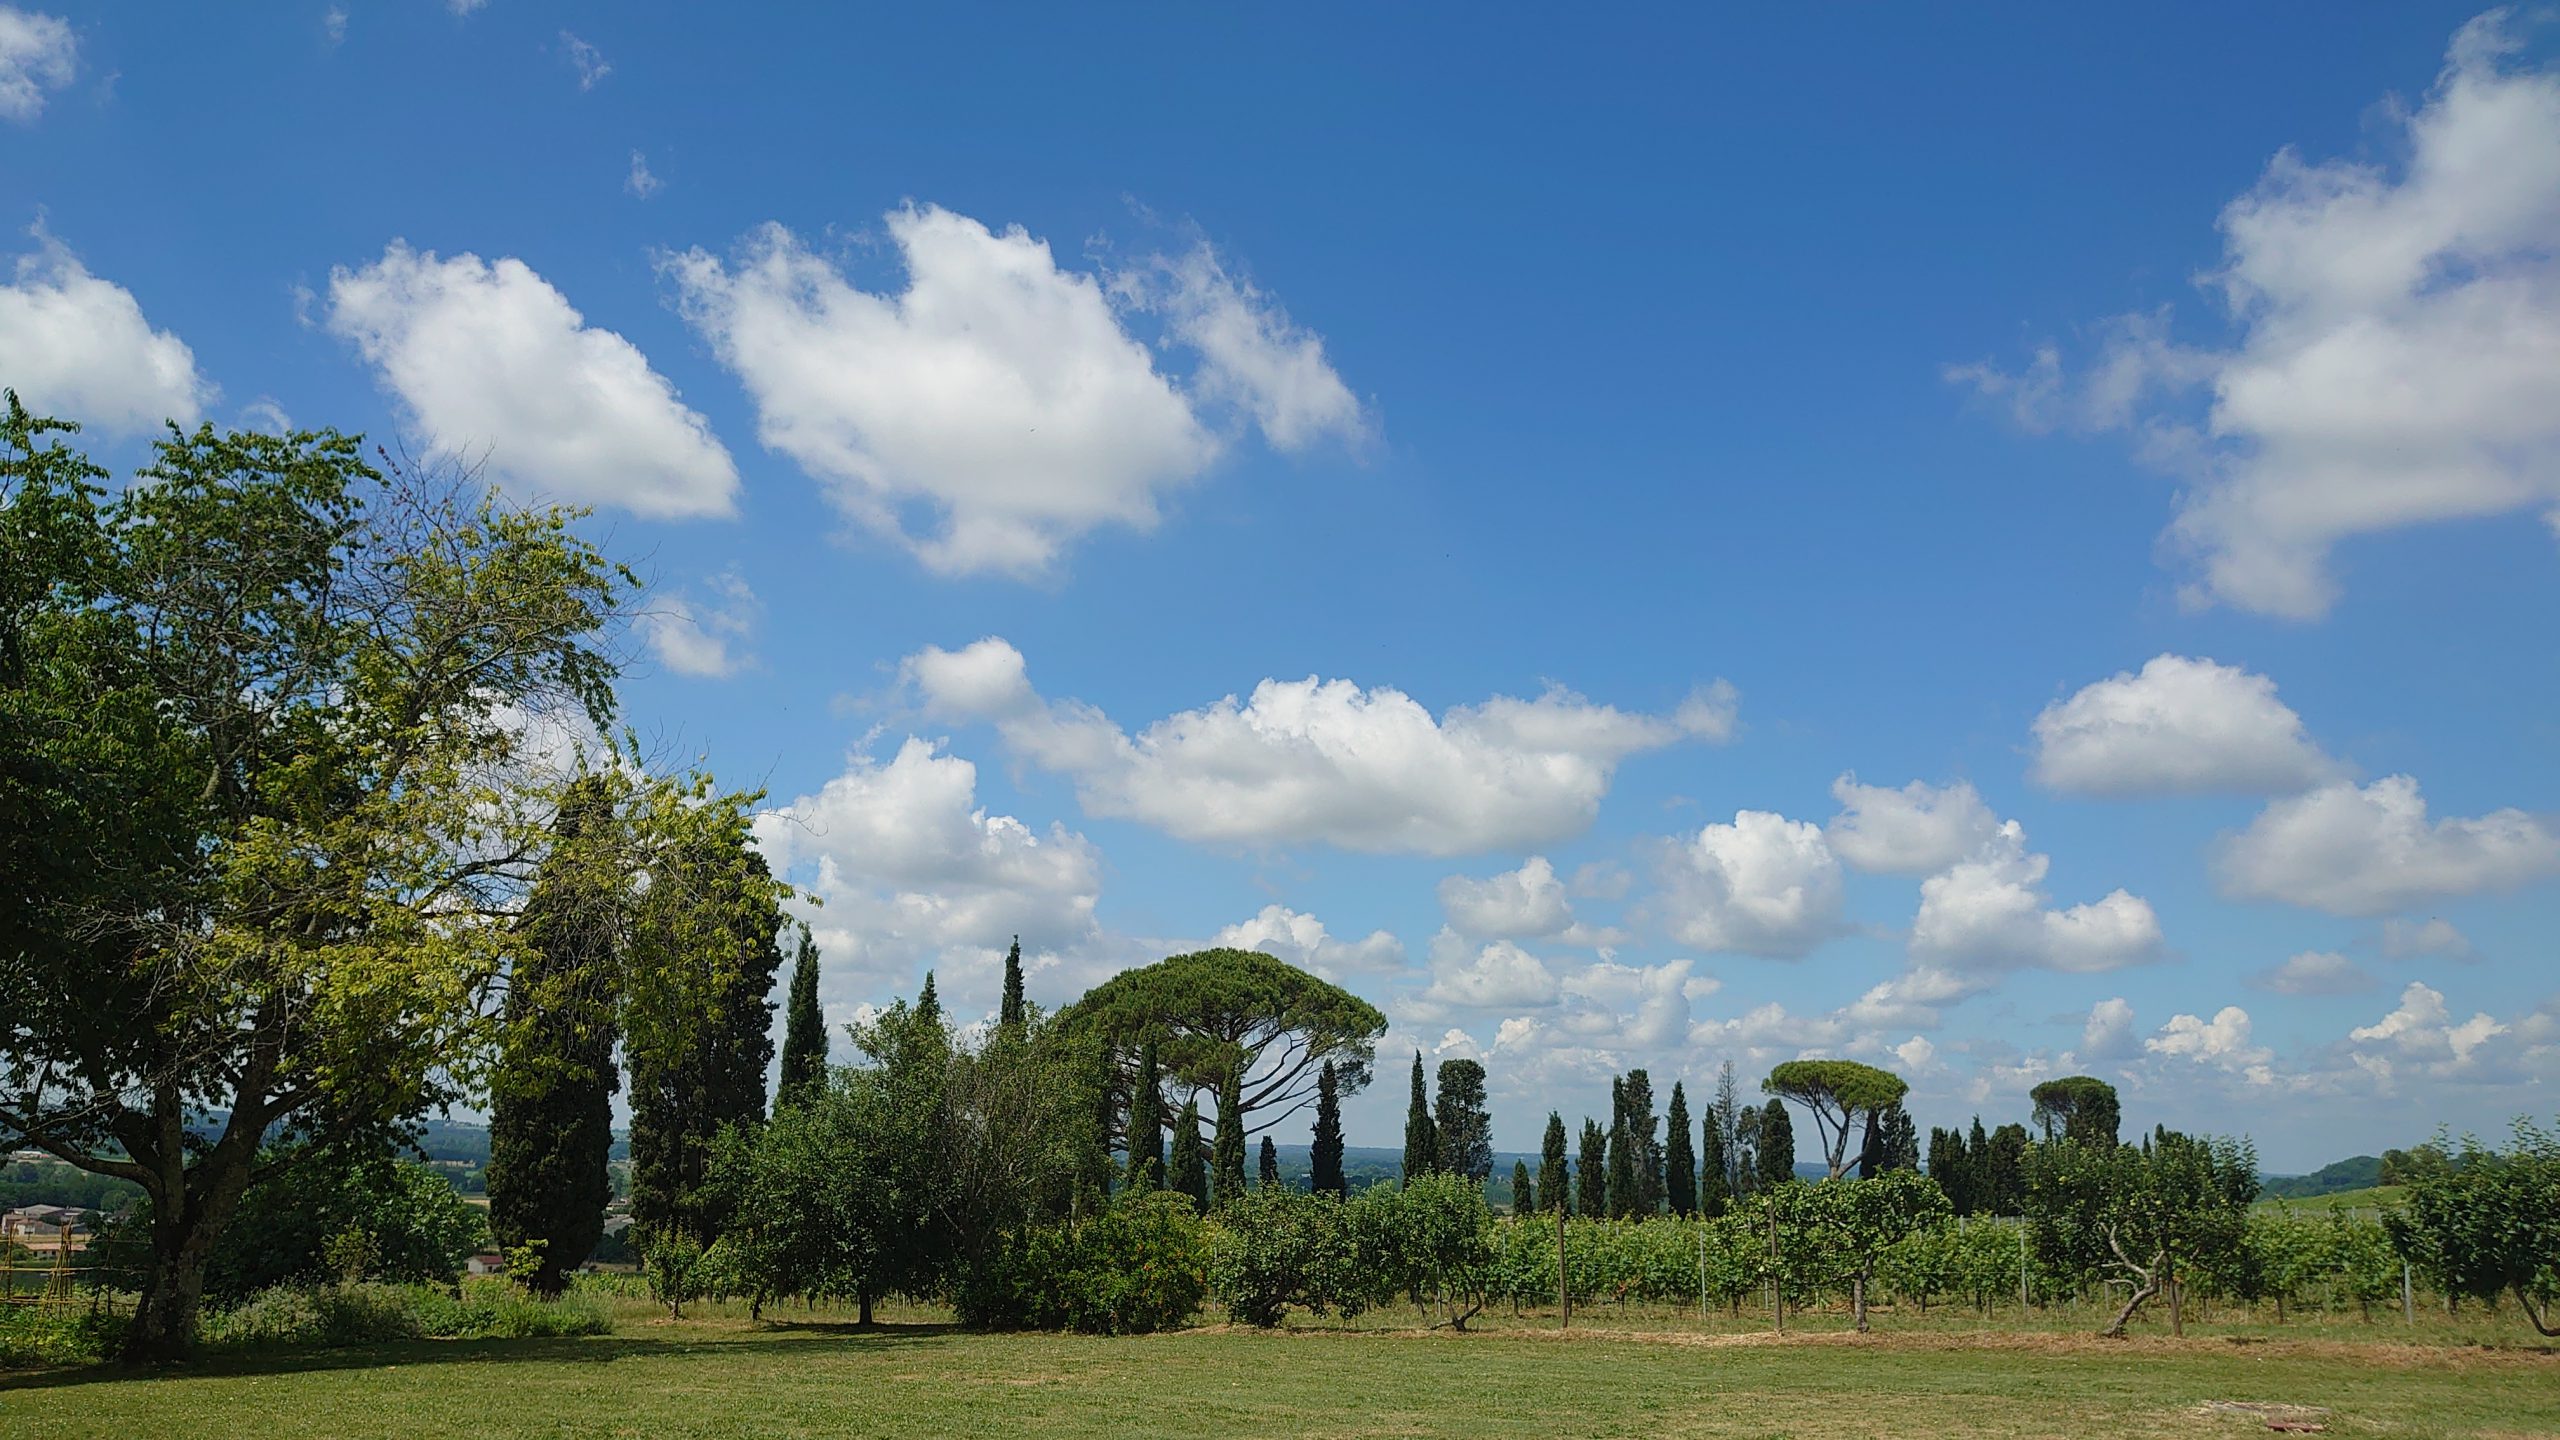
[
  {"x1": 327, "y1": 242, "x2": 738, "y2": 518},
  {"x1": 1655, "y1": 810, "x2": 1846, "y2": 959},
  {"x1": 2217, "y1": 775, "x2": 2560, "y2": 915},
  {"x1": 0, "y1": 6, "x2": 75, "y2": 122},
  {"x1": 1826, "y1": 774, "x2": 2001, "y2": 875},
  {"x1": 0, "y1": 230, "x2": 209, "y2": 432},
  {"x1": 1110, "y1": 240, "x2": 1368, "y2": 452},
  {"x1": 1911, "y1": 821, "x2": 2162, "y2": 975},
  {"x1": 1951, "y1": 14, "x2": 2560, "y2": 617},
  {"x1": 1438, "y1": 856, "x2": 1623, "y2": 946},
  {"x1": 904, "y1": 636, "x2": 1733, "y2": 855},
  {"x1": 640, "y1": 573, "x2": 759, "y2": 679},
  {"x1": 2351, "y1": 981, "x2": 2508, "y2": 1066},
  {"x1": 2146, "y1": 1006, "x2": 2274, "y2": 1078},
  {"x1": 1211, "y1": 903, "x2": 1403, "y2": 982},
  {"x1": 2030, "y1": 654, "x2": 2335, "y2": 796}
]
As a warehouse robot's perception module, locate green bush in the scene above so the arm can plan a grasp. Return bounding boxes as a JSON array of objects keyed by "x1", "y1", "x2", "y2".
[
  {"x1": 1207, "y1": 1188, "x2": 1355, "y2": 1326},
  {"x1": 197, "y1": 1280, "x2": 609, "y2": 1351},
  {"x1": 0, "y1": 1307, "x2": 127, "y2": 1368},
  {"x1": 955, "y1": 1189, "x2": 1207, "y2": 1334}
]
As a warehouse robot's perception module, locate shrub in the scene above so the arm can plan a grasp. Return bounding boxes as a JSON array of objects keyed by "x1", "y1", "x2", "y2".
[
  {"x1": 0, "y1": 1307, "x2": 127, "y2": 1369},
  {"x1": 955, "y1": 1189, "x2": 1207, "y2": 1335},
  {"x1": 1208, "y1": 1188, "x2": 1354, "y2": 1326},
  {"x1": 196, "y1": 1280, "x2": 609, "y2": 1351}
]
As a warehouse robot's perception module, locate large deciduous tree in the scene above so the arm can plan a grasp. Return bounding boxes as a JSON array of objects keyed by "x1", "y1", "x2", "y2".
[
  {"x1": 1763, "y1": 1060, "x2": 1907, "y2": 1180},
  {"x1": 2030, "y1": 1075, "x2": 2122, "y2": 1147},
  {"x1": 487, "y1": 777, "x2": 623, "y2": 1297},
  {"x1": 0, "y1": 401, "x2": 673, "y2": 1361},
  {"x1": 1062, "y1": 947, "x2": 1385, "y2": 1146},
  {"x1": 2025, "y1": 1131, "x2": 2257, "y2": 1336}
]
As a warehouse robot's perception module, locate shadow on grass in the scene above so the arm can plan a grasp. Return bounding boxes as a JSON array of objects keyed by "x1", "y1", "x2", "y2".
[{"x1": 0, "y1": 1319, "x2": 962, "y2": 1392}]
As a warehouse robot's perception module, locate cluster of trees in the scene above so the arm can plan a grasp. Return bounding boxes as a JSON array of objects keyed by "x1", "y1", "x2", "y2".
[{"x1": 0, "y1": 398, "x2": 786, "y2": 1359}]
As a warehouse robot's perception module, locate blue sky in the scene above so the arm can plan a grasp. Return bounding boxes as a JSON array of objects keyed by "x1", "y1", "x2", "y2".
[{"x1": 5, "y1": 3, "x2": 2556, "y2": 1169}]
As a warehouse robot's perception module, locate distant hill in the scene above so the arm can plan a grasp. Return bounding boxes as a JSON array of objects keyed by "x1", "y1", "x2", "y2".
[{"x1": 2260, "y1": 1155, "x2": 2383, "y2": 1200}]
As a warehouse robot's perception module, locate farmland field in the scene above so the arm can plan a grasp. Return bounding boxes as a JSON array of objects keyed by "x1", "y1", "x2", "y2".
[{"x1": 5, "y1": 1298, "x2": 2554, "y2": 1440}]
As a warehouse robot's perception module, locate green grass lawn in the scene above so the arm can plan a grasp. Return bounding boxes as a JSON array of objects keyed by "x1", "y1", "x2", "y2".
[{"x1": 4, "y1": 1299, "x2": 2555, "y2": 1440}]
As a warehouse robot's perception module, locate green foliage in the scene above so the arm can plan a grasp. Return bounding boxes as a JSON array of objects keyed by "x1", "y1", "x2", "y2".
[
  {"x1": 1510, "y1": 1160, "x2": 1534, "y2": 1215},
  {"x1": 954, "y1": 1189, "x2": 1207, "y2": 1334},
  {"x1": 1432, "y1": 1059, "x2": 1493, "y2": 1184},
  {"x1": 1212, "y1": 1071, "x2": 1248, "y2": 1203},
  {"x1": 999, "y1": 936, "x2": 1027, "y2": 1033},
  {"x1": 1309, "y1": 1060, "x2": 1346, "y2": 1198},
  {"x1": 1858, "y1": 1101, "x2": 1919, "y2": 1177},
  {"x1": 1403, "y1": 1052, "x2": 1436, "y2": 1184},
  {"x1": 195, "y1": 1279, "x2": 608, "y2": 1351},
  {"x1": 2025, "y1": 1131, "x2": 2258, "y2": 1335},
  {"x1": 1208, "y1": 1186, "x2": 1360, "y2": 1326},
  {"x1": 2385, "y1": 1118, "x2": 2560, "y2": 1336},
  {"x1": 488, "y1": 776, "x2": 621, "y2": 1297},
  {"x1": 1664, "y1": 1082, "x2": 1697, "y2": 1218},
  {"x1": 1764, "y1": 1170, "x2": 1952, "y2": 1329},
  {"x1": 1575, "y1": 1118, "x2": 1606, "y2": 1217},
  {"x1": 1537, "y1": 1112, "x2": 1568, "y2": 1215},
  {"x1": 2262, "y1": 1153, "x2": 2383, "y2": 1199},
  {"x1": 2030, "y1": 1076, "x2": 2122, "y2": 1147},
  {"x1": 1172, "y1": 1097, "x2": 1209, "y2": 1212},
  {"x1": 777, "y1": 926, "x2": 828, "y2": 1108},
  {"x1": 1061, "y1": 948, "x2": 1386, "y2": 1143},
  {"x1": 1125, "y1": 1041, "x2": 1165, "y2": 1190},
  {"x1": 1756, "y1": 1100, "x2": 1796, "y2": 1189},
  {"x1": 1763, "y1": 1060, "x2": 1907, "y2": 1179}
]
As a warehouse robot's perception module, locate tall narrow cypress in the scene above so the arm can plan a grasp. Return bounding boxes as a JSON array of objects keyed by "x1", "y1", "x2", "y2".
[
  {"x1": 1310, "y1": 1060, "x2": 1347, "y2": 1197},
  {"x1": 1757, "y1": 1098, "x2": 1796, "y2": 1189},
  {"x1": 1622, "y1": 1069, "x2": 1662, "y2": 1214},
  {"x1": 1605, "y1": 1077, "x2": 1635, "y2": 1217},
  {"x1": 1260, "y1": 1136, "x2": 1281, "y2": 1190},
  {"x1": 1537, "y1": 1111, "x2": 1569, "y2": 1214},
  {"x1": 1511, "y1": 1160, "x2": 1535, "y2": 1215},
  {"x1": 488, "y1": 777, "x2": 619, "y2": 1297},
  {"x1": 998, "y1": 935, "x2": 1026, "y2": 1032},
  {"x1": 1664, "y1": 1081, "x2": 1697, "y2": 1217},
  {"x1": 916, "y1": 971, "x2": 941, "y2": 1026},
  {"x1": 1432, "y1": 1059, "x2": 1493, "y2": 1183},
  {"x1": 1212, "y1": 1070, "x2": 1248, "y2": 1204},
  {"x1": 776, "y1": 925, "x2": 826, "y2": 1108},
  {"x1": 1575, "y1": 1118, "x2": 1607, "y2": 1217},
  {"x1": 1125, "y1": 1042, "x2": 1164, "y2": 1189},
  {"x1": 1698, "y1": 1109, "x2": 1730, "y2": 1218},
  {"x1": 1401, "y1": 1051, "x2": 1436, "y2": 1185},
  {"x1": 1171, "y1": 1096, "x2": 1209, "y2": 1211}
]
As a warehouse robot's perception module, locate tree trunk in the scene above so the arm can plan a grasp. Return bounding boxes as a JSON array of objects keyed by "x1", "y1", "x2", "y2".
[
  {"x1": 858, "y1": 1290, "x2": 874, "y2": 1327},
  {"x1": 1852, "y1": 1272, "x2": 1869, "y2": 1333},
  {"x1": 123, "y1": 1151, "x2": 256, "y2": 1363},
  {"x1": 2515, "y1": 1286, "x2": 2560, "y2": 1338},
  {"x1": 2102, "y1": 1278, "x2": 2159, "y2": 1338}
]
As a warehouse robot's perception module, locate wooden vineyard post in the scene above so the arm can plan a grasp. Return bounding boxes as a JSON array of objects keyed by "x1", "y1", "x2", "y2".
[
  {"x1": 1698, "y1": 1225, "x2": 1708, "y2": 1322},
  {"x1": 2017, "y1": 1220, "x2": 2029, "y2": 1313},
  {"x1": 2402, "y1": 1262, "x2": 2415, "y2": 1326}
]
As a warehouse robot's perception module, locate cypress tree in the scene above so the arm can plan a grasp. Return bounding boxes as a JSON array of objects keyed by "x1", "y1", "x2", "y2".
[
  {"x1": 1260, "y1": 1136, "x2": 1281, "y2": 1190},
  {"x1": 1537, "y1": 1111, "x2": 1569, "y2": 1214},
  {"x1": 1927, "y1": 1126, "x2": 1969, "y2": 1215},
  {"x1": 1966, "y1": 1116, "x2": 1992, "y2": 1215},
  {"x1": 1575, "y1": 1118, "x2": 1607, "y2": 1217},
  {"x1": 1432, "y1": 1059, "x2": 1493, "y2": 1183},
  {"x1": 627, "y1": 834, "x2": 786, "y2": 1247},
  {"x1": 1401, "y1": 1051, "x2": 1437, "y2": 1185},
  {"x1": 1984, "y1": 1122, "x2": 2030, "y2": 1216},
  {"x1": 1664, "y1": 1081, "x2": 1697, "y2": 1217},
  {"x1": 1697, "y1": 1108, "x2": 1730, "y2": 1218},
  {"x1": 1622, "y1": 1069, "x2": 1663, "y2": 1214},
  {"x1": 998, "y1": 934, "x2": 1026, "y2": 1032},
  {"x1": 1171, "y1": 1096, "x2": 1209, "y2": 1212},
  {"x1": 776, "y1": 925, "x2": 826, "y2": 1109},
  {"x1": 1511, "y1": 1159, "x2": 1535, "y2": 1215},
  {"x1": 1125, "y1": 1042, "x2": 1164, "y2": 1189},
  {"x1": 1605, "y1": 1077, "x2": 1635, "y2": 1218},
  {"x1": 1858, "y1": 1100, "x2": 1919, "y2": 1178},
  {"x1": 1757, "y1": 1098, "x2": 1795, "y2": 1188},
  {"x1": 488, "y1": 777, "x2": 620, "y2": 1297},
  {"x1": 1310, "y1": 1060, "x2": 1347, "y2": 1197},
  {"x1": 916, "y1": 971, "x2": 941, "y2": 1026},
  {"x1": 1212, "y1": 1071, "x2": 1248, "y2": 1203}
]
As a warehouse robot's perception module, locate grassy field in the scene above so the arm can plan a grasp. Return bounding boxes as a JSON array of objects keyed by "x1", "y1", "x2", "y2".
[
  {"x1": 3, "y1": 1297, "x2": 2554, "y2": 1440},
  {"x1": 2255, "y1": 1185, "x2": 2406, "y2": 1211}
]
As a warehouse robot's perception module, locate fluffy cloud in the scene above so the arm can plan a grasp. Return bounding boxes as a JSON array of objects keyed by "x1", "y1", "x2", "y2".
[
  {"x1": 2379, "y1": 916, "x2": 2478, "y2": 963},
  {"x1": 1655, "y1": 810, "x2": 1846, "y2": 959},
  {"x1": 1825, "y1": 774, "x2": 2000, "y2": 875},
  {"x1": 1110, "y1": 241, "x2": 1368, "y2": 452},
  {"x1": 1423, "y1": 937, "x2": 1561, "y2": 1009},
  {"x1": 2350, "y1": 981, "x2": 2508, "y2": 1067},
  {"x1": 1211, "y1": 903, "x2": 1403, "y2": 982},
  {"x1": 2030, "y1": 655, "x2": 2334, "y2": 796},
  {"x1": 752, "y1": 737, "x2": 1103, "y2": 1001},
  {"x1": 0, "y1": 231, "x2": 209, "y2": 432},
  {"x1": 560, "y1": 30, "x2": 609, "y2": 90},
  {"x1": 1951, "y1": 16, "x2": 2560, "y2": 616},
  {"x1": 2248, "y1": 950, "x2": 2375, "y2": 997},
  {"x1": 1911, "y1": 821, "x2": 2162, "y2": 975},
  {"x1": 905, "y1": 636, "x2": 1734, "y2": 855},
  {"x1": 2217, "y1": 775, "x2": 2560, "y2": 915},
  {"x1": 640, "y1": 573, "x2": 759, "y2": 679},
  {"x1": 672, "y1": 206, "x2": 1366, "y2": 578},
  {"x1": 328, "y1": 243, "x2": 738, "y2": 518},
  {"x1": 0, "y1": 7, "x2": 74, "y2": 122},
  {"x1": 2081, "y1": 997, "x2": 2138, "y2": 1060},
  {"x1": 2145, "y1": 1006, "x2": 2274, "y2": 1079},
  {"x1": 1437, "y1": 856, "x2": 1623, "y2": 946}
]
